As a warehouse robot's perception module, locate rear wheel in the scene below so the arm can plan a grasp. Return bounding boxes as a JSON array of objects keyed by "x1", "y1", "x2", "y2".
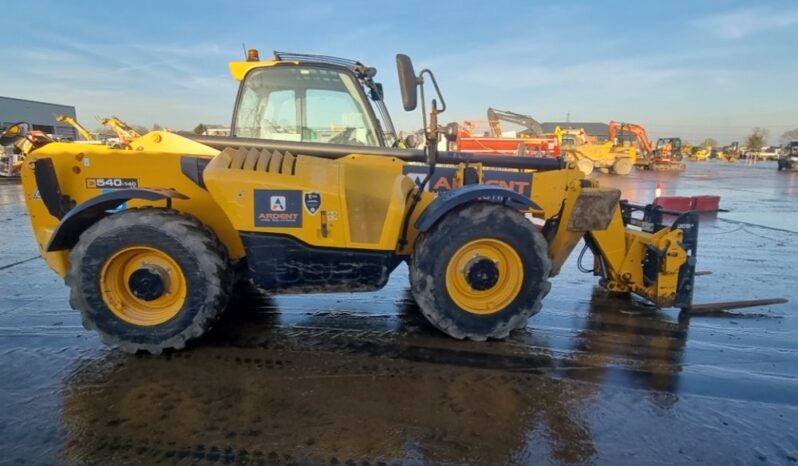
[
  {"x1": 67, "y1": 208, "x2": 232, "y2": 353},
  {"x1": 410, "y1": 203, "x2": 551, "y2": 340}
]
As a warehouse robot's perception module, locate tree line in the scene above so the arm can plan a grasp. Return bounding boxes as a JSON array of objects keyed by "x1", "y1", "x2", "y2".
[{"x1": 695, "y1": 127, "x2": 798, "y2": 151}]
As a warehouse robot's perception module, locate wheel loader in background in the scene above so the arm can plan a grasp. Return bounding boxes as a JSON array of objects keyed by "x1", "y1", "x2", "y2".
[
  {"x1": 6, "y1": 50, "x2": 699, "y2": 353},
  {"x1": 553, "y1": 125, "x2": 637, "y2": 176}
]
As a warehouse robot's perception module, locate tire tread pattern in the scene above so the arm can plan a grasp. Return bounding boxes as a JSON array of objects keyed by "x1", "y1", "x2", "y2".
[
  {"x1": 410, "y1": 202, "x2": 552, "y2": 340},
  {"x1": 67, "y1": 208, "x2": 233, "y2": 353}
]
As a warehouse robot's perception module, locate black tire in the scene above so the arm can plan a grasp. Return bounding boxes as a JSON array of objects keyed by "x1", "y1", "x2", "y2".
[
  {"x1": 67, "y1": 208, "x2": 233, "y2": 353},
  {"x1": 612, "y1": 158, "x2": 633, "y2": 176},
  {"x1": 409, "y1": 202, "x2": 551, "y2": 340}
]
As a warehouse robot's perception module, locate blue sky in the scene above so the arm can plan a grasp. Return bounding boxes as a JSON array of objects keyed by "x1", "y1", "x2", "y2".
[{"x1": 2, "y1": 0, "x2": 797, "y2": 144}]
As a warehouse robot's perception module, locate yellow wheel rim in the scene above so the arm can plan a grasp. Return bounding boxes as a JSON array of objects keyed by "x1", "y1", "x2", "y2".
[
  {"x1": 100, "y1": 246, "x2": 187, "y2": 326},
  {"x1": 445, "y1": 238, "x2": 524, "y2": 315}
]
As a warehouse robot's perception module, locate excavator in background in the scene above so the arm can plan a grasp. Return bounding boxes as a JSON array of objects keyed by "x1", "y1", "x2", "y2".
[
  {"x1": 555, "y1": 125, "x2": 636, "y2": 176},
  {"x1": 650, "y1": 138, "x2": 686, "y2": 171},
  {"x1": 456, "y1": 108, "x2": 559, "y2": 157},
  {"x1": 99, "y1": 116, "x2": 142, "y2": 148},
  {"x1": 487, "y1": 107, "x2": 543, "y2": 137},
  {"x1": 55, "y1": 115, "x2": 96, "y2": 142},
  {"x1": 607, "y1": 122, "x2": 685, "y2": 171}
]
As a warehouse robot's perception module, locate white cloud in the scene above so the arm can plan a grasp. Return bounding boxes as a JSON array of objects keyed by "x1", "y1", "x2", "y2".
[
  {"x1": 695, "y1": 6, "x2": 798, "y2": 39},
  {"x1": 385, "y1": 33, "x2": 795, "y2": 143}
]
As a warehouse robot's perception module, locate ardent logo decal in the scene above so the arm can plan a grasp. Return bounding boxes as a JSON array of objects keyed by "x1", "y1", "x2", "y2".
[
  {"x1": 255, "y1": 190, "x2": 302, "y2": 227},
  {"x1": 270, "y1": 196, "x2": 287, "y2": 212},
  {"x1": 402, "y1": 166, "x2": 532, "y2": 196}
]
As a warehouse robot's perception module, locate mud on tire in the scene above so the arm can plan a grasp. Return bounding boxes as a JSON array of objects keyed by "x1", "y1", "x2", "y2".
[
  {"x1": 410, "y1": 202, "x2": 551, "y2": 340},
  {"x1": 67, "y1": 208, "x2": 233, "y2": 353}
]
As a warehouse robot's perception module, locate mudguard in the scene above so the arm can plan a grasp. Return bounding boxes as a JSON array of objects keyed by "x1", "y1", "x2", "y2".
[
  {"x1": 415, "y1": 184, "x2": 541, "y2": 232},
  {"x1": 46, "y1": 188, "x2": 188, "y2": 252}
]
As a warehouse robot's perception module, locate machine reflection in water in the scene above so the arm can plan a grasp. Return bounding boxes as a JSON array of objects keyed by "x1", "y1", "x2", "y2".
[{"x1": 60, "y1": 287, "x2": 689, "y2": 465}]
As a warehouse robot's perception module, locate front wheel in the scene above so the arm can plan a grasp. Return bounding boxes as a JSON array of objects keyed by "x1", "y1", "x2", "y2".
[
  {"x1": 576, "y1": 158, "x2": 594, "y2": 176},
  {"x1": 612, "y1": 158, "x2": 633, "y2": 175},
  {"x1": 67, "y1": 208, "x2": 233, "y2": 353},
  {"x1": 410, "y1": 203, "x2": 552, "y2": 340}
]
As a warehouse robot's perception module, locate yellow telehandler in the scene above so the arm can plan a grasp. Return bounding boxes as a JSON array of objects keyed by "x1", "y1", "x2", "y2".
[{"x1": 5, "y1": 50, "x2": 699, "y2": 353}]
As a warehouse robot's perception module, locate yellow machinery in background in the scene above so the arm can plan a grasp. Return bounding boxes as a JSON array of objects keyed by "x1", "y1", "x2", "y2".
[
  {"x1": 553, "y1": 126, "x2": 637, "y2": 176},
  {"x1": 0, "y1": 123, "x2": 51, "y2": 176},
  {"x1": 608, "y1": 121, "x2": 685, "y2": 171},
  {"x1": 6, "y1": 50, "x2": 699, "y2": 353},
  {"x1": 486, "y1": 107, "x2": 544, "y2": 137},
  {"x1": 99, "y1": 116, "x2": 141, "y2": 148},
  {"x1": 55, "y1": 115, "x2": 96, "y2": 142},
  {"x1": 690, "y1": 146, "x2": 711, "y2": 161}
]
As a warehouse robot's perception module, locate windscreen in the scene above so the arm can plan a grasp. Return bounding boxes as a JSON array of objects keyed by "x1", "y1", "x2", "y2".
[{"x1": 233, "y1": 65, "x2": 381, "y2": 146}]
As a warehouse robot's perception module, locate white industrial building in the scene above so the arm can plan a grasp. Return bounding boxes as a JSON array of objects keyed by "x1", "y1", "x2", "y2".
[{"x1": 0, "y1": 96, "x2": 78, "y2": 140}]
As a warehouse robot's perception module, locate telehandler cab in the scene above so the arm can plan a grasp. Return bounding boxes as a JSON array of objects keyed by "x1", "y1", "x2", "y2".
[{"x1": 8, "y1": 50, "x2": 699, "y2": 353}]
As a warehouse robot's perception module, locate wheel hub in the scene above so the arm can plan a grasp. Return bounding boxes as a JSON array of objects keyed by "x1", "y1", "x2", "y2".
[
  {"x1": 465, "y1": 257, "x2": 500, "y2": 291},
  {"x1": 444, "y1": 238, "x2": 525, "y2": 315},
  {"x1": 100, "y1": 246, "x2": 187, "y2": 326},
  {"x1": 128, "y1": 265, "x2": 170, "y2": 301}
]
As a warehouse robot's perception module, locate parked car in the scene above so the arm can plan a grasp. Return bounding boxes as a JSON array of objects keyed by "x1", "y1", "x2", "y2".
[{"x1": 777, "y1": 141, "x2": 798, "y2": 171}]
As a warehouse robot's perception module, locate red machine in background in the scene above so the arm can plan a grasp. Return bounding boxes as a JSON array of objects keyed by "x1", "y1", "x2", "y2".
[{"x1": 457, "y1": 108, "x2": 560, "y2": 158}]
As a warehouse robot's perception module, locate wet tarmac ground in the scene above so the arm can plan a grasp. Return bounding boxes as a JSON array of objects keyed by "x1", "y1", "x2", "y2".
[{"x1": 1, "y1": 160, "x2": 797, "y2": 465}]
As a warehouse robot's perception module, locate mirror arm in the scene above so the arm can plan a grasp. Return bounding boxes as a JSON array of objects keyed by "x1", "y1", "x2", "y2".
[
  {"x1": 420, "y1": 69, "x2": 446, "y2": 113},
  {"x1": 419, "y1": 77, "x2": 429, "y2": 150}
]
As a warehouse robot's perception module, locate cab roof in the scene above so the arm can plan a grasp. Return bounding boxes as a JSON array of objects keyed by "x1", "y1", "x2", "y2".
[{"x1": 229, "y1": 50, "x2": 376, "y2": 82}]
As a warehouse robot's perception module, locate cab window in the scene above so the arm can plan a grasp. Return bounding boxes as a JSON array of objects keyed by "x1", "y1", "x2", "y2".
[{"x1": 234, "y1": 65, "x2": 380, "y2": 146}]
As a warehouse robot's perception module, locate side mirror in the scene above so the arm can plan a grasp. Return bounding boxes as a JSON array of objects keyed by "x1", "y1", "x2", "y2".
[
  {"x1": 396, "y1": 54, "x2": 418, "y2": 111},
  {"x1": 0, "y1": 122, "x2": 28, "y2": 146}
]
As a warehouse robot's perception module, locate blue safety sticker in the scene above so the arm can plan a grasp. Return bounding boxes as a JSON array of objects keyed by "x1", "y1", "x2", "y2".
[{"x1": 304, "y1": 192, "x2": 322, "y2": 215}]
